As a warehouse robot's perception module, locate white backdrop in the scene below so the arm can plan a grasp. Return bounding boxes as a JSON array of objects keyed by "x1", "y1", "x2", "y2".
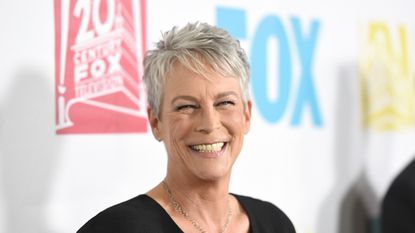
[{"x1": 1, "y1": 1, "x2": 415, "y2": 233}]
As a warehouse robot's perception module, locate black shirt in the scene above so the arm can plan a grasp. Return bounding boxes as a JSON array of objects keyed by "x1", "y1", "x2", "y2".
[{"x1": 77, "y1": 194, "x2": 296, "y2": 233}]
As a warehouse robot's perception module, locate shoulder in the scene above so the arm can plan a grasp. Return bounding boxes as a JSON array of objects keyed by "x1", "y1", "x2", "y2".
[
  {"x1": 382, "y1": 159, "x2": 415, "y2": 232},
  {"x1": 395, "y1": 159, "x2": 415, "y2": 187},
  {"x1": 77, "y1": 195, "x2": 170, "y2": 233},
  {"x1": 234, "y1": 194, "x2": 296, "y2": 233},
  {"x1": 385, "y1": 159, "x2": 415, "y2": 201}
]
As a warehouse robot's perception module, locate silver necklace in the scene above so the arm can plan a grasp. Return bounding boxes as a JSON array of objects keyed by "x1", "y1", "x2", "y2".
[{"x1": 162, "y1": 181, "x2": 232, "y2": 233}]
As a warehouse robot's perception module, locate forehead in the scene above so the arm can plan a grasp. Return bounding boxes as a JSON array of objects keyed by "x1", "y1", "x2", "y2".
[{"x1": 164, "y1": 62, "x2": 241, "y2": 97}]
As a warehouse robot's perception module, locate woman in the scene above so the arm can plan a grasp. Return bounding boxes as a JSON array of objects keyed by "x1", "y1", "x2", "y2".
[{"x1": 78, "y1": 22, "x2": 295, "y2": 233}]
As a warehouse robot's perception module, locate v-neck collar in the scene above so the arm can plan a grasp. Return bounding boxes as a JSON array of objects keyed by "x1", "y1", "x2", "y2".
[{"x1": 142, "y1": 194, "x2": 253, "y2": 232}]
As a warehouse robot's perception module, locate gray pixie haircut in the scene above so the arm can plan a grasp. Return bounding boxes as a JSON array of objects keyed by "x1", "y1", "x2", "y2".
[{"x1": 143, "y1": 22, "x2": 250, "y2": 117}]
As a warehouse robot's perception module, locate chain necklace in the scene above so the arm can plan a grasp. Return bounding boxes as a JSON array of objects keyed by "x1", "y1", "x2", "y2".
[{"x1": 162, "y1": 181, "x2": 232, "y2": 233}]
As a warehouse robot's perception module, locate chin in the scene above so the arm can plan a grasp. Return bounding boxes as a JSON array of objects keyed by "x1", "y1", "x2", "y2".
[{"x1": 194, "y1": 167, "x2": 231, "y2": 182}]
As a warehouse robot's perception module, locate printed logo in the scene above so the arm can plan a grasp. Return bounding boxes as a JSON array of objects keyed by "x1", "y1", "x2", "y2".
[
  {"x1": 54, "y1": 0, "x2": 147, "y2": 134},
  {"x1": 359, "y1": 22, "x2": 415, "y2": 131},
  {"x1": 217, "y1": 7, "x2": 323, "y2": 127}
]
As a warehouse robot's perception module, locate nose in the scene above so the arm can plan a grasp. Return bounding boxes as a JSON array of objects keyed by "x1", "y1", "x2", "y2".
[{"x1": 196, "y1": 106, "x2": 220, "y2": 134}]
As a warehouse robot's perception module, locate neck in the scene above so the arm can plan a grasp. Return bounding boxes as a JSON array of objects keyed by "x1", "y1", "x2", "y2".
[
  {"x1": 165, "y1": 162, "x2": 232, "y2": 202},
  {"x1": 164, "y1": 176, "x2": 229, "y2": 209}
]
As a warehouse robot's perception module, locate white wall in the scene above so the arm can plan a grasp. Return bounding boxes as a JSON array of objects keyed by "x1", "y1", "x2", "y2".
[{"x1": 1, "y1": 1, "x2": 415, "y2": 233}]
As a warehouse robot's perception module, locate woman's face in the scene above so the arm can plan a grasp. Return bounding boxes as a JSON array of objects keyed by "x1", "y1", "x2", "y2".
[{"x1": 148, "y1": 62, "x2": 252, "y2": 181}]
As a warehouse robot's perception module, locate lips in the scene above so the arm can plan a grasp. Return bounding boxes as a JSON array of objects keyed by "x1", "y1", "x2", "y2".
[{"x1": 189, "y1": 142, "x2": 226, "y2": 153}]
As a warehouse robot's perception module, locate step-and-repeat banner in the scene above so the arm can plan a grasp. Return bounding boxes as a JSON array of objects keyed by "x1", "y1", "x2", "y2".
[{"x1": 0, "y1": 0, "x2": 415, "y2": 233}]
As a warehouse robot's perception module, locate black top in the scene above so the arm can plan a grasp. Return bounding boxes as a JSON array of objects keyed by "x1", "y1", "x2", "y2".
[
  {"x1": 77, "y1": 194, "x2": 296, "y2": 233},
  {"x1": 382, "y1": 158, "x2": 415, "y2": 233}
]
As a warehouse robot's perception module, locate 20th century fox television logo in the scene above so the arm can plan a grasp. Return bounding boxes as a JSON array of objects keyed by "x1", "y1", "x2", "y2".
[{"x1": 54, "y1": 0, "x2": 147, "y2": 134}]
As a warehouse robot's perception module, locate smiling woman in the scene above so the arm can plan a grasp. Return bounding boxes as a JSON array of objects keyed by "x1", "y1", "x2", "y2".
[
  {"x1": 154, "y1": 63, "x2": 250, "y2": 183},
  {"x1": 77, "y1": 22, "x2": 296, "y2": 233}
]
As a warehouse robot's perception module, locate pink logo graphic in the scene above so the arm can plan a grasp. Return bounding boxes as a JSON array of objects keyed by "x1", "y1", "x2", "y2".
[{"x1": 54, "y1": 0, "x2": 147, "y2": 134}]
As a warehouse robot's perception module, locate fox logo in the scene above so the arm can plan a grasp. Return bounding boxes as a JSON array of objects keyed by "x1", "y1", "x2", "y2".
[{"x1": 54, "y1": 0, "x2": 148, "y2": 134}]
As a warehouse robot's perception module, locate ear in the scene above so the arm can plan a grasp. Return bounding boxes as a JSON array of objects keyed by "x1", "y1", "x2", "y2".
[
  {"x1": 243, "y1": 100, "x2": 252, "y2": 134},
  {"x1": 147, "y1": 107, "x2": 162, "y2": 141}
]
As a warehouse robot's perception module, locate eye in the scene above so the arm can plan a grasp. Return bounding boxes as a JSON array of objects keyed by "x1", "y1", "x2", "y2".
[
  {"x1": 175, "y1": 104, "x2": 199, "y2": 112},
  {"x1": 216, "y1": 100, "x2": 235, "y2": 107}
]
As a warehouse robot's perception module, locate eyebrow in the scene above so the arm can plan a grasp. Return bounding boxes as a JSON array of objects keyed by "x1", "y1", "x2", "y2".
[
  {"x1": 216, "y1": 91, "x2": 239, "y2": 99},
  {"x1": 170, "y1": 91, "x2": 239, "y2": 105}
]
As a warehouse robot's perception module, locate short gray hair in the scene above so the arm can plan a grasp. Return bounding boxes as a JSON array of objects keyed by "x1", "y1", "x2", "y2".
[{"x1": 143, "y1": 22, "x2": 250, "y2": 117}]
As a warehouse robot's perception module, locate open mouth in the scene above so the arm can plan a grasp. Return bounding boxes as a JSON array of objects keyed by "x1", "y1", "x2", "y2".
[{"x1": 189, "y1": 142, "x2": 227, "y2": 153}]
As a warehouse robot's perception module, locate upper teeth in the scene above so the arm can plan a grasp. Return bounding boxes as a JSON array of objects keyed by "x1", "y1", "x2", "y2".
[{"x1": 191, "y1": 142, "x2": 224, "y2": 152}]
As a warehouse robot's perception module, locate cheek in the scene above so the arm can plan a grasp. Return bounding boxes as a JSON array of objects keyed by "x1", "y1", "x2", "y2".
[
  {"x1": 165, "y1": 115, "x2": 193, "y2": 141},
  {"x1": 221, "y1": 110, "x2": 245, "y2": 135}
]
